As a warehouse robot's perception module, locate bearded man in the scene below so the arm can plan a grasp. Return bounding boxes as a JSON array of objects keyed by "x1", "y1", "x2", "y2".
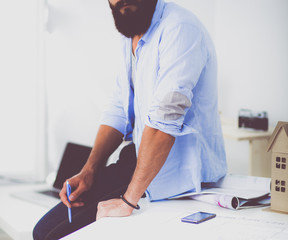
[{"x1": 33, "y1": 0, "x2": 227, "y2": 239}]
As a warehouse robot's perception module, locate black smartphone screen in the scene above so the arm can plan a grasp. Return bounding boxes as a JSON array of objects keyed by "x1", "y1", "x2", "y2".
[{"x1": 181, "y1": 211, "x2": 216, "y2": 224}]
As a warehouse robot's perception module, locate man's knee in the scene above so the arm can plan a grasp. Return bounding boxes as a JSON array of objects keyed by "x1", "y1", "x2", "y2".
[
  {"x1": 33, "y1": 219, "x2": 47, "y2": 240},
  {"x1": 32, "y1": 203, "x2": 66, "y2": 240}
]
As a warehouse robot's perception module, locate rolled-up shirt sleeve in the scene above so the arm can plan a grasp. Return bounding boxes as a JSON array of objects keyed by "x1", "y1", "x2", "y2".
[{"x1": 145, "y1": 23, "x2": 208, "y2": 137}]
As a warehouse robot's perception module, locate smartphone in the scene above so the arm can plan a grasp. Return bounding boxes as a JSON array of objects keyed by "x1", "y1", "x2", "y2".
[{"x1": 181, "y1": 211, "x2": 216, "y2": 224}]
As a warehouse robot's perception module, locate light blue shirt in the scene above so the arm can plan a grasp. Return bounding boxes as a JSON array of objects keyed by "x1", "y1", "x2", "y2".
[{"x1": 101, "y1": 0, "x2": 227, "y2": 201}]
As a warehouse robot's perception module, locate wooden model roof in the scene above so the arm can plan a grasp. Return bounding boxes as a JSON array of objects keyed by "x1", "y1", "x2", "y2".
[{"x1": 267, "y1": 121, "x2": 288, "y2": 152}]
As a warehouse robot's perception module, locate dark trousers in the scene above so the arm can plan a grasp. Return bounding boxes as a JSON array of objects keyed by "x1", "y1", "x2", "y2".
[{"x1": 33, "y1": 143, "x2": 137, "y2": 240}]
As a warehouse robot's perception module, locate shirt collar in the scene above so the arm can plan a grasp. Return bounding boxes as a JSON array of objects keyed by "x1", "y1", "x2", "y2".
[{"x1": 141, "y1": 0, "x2": 165, "y2": 44}]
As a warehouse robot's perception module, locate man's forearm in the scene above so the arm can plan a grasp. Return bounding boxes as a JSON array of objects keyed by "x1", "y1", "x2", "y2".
[
  {"x1": 81, "y1": 125, "x2": 124, "y2": 174},
  {"x1": 124, "y1": 126, "x2": 175, "y2": 205}
]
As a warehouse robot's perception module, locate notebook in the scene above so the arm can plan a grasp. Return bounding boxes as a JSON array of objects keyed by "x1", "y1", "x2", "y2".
[{"x1": 11, "y1": 142, "x2": 92, "y2": 208}]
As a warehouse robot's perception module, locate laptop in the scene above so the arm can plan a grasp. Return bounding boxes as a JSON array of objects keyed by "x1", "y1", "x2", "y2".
[{"x1": 11, "y1": 142, "x2": 92, "y2": 208}]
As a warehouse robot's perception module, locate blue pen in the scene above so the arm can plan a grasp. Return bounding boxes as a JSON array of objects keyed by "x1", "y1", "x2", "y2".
[{"x1": 66, "y1": 181, "x2": 72, "y2": 223}]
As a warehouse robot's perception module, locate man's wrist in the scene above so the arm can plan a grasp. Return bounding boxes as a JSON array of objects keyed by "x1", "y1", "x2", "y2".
[
  {"x1": 81, "y1": 166, "x2": 96, "y2": 176},
  {"x1": 120, "y1": 195, "x2": 140, "y2": 210},
  {"x1": 123, "y1": 191, "x2": 142, "y2": 208}
]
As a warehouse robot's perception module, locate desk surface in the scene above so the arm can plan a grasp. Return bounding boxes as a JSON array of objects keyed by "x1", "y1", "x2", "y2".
[
  {"x1": 1, "y1": 185, "x2": 288, "y2": 240},
  {"x1": 0, "y1": 183, "x2": 53, "y2": 240},
  {"x1": 62, "y1": 197, "x2": 288, "y2": 240}
]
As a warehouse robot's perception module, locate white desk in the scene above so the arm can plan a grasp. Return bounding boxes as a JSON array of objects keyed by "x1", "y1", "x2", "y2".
[
  {"x1": 0, "y1": 184, "x2": 288, "y2": 240},
  {"x1": 62, "y1": 198, "x2": 288, "y2": 240},
  {"x1": 222, "y1": 119, "x2": 273, "y2": 178},
  {"x1": 0, "y1": 183, "x2": 53, "y2": 240}
]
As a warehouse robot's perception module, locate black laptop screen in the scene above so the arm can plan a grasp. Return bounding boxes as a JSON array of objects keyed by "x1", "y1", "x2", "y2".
[{"x1": 53, "y1": 143, "x2": 92, "y2": 189}]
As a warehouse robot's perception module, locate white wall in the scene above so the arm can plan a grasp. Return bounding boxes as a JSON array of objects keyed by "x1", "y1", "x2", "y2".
[
  {"x1": 45, "y1": 0, "x2": 122, "y2": 171},
  {"x1": 45, "y1": 0, "x2": 288, "y2": 174},
  {"x1": 215, "y1": 0, "x2": 288, "y2": 124},
  {"x1": 0, "y1": 0, "x2": 46, "y2": 179},
  {"x1": 214, "y1": 0, "x2": 288, "y2": 174}
]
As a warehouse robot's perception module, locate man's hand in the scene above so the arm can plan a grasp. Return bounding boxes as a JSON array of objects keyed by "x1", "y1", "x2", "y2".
[
  {"x1": 59, "y1": 125, "x2": 124, "y2": 208},
  {"x1": 59, "y1": 169, "x2": 94, "y2": 208},
  {"x1": 96, "y1": 198, "x2": 134, "y2": 220}
]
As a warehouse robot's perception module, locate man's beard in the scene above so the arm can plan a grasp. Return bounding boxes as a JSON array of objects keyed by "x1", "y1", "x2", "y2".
[{"x1": 109, "y1": 0, "x2": 157, "y2": 38}]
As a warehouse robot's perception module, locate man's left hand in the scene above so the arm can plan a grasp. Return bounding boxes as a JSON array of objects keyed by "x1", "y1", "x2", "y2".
[{"x1": 96, "y1": 198, "x2": 134, "y2": 220}]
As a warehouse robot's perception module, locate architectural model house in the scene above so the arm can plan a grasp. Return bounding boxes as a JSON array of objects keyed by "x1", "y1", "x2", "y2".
[{"x1": 267, "y1": 121, "x2": 288, "y2": 213}]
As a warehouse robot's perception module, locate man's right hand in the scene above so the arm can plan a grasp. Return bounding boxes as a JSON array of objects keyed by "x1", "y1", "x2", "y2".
[
  {"x1": 59, "y1": 125, "x2": 124, "y2": 208},
  {"x1": 59, "y1": 169, "x2": 94, "y2": 208}
]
